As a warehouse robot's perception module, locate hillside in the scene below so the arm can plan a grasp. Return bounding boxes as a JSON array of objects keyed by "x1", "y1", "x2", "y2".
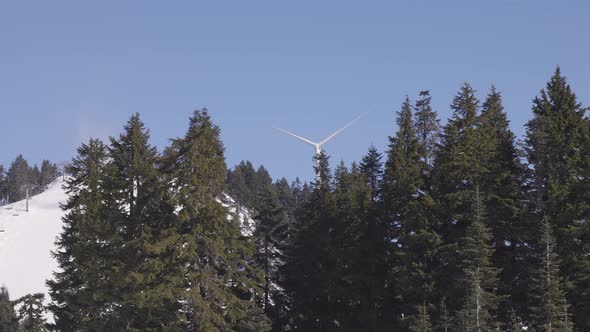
[{"x1": 0, "y1": 178, "x2": 66, "y2": 302}]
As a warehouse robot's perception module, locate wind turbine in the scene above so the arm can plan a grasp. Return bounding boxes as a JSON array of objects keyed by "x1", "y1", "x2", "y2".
[{"x1": 275, "y1": 114, "x2": 365, "y2": 178}]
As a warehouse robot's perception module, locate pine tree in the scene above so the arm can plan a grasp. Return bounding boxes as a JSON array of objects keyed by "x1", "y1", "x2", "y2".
[
  {"x1": 161, "y1": 109, "x2": 268, "y2": 331},
  {"x1": 0, "y1": 286, "x2": 18, "y2": 332},
  {"x1": 47, "y1": 139, "x2": 112, "y2": 331},
  {"x1": 525, "y1": 67, "x2": 590, "y2": 329},
  {"x1": 15, "y1": 293, "x2": 47, "y2": 332},
  {"x1": 529, "y1": 217, "x2": 572, "y2": 332}
]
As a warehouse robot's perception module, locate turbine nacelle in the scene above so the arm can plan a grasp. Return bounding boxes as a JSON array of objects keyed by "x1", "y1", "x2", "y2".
[{"x1": 275, "y1": 113, "x2": 365, "y2": 180}]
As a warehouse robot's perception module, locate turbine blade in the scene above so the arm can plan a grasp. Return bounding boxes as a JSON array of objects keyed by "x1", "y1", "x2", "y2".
[
  {"x1": 318, "y1": 113, "x2": 365, "y2": 146},
  {"x1": 274, "y1": 127, "x2": 317, "y2": 146}
]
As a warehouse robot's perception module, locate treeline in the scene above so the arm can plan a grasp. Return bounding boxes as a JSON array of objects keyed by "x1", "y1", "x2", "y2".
[
  {"x1": 225, "y1": 68, "x2": 590, "y2": 331},
  {"x1": 0, "y1": 67, "x2": 588, "y2": 331},
  {"x1": 0, "y1": 156, "x2": 60, "y2": 204}
]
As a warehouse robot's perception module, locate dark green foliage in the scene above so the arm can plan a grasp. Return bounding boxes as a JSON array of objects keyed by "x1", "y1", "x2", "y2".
[
  {"x1": 251, "y1": 177, "x2": 287, "y2": 326},
  {"x1": 105, "y1": 113, "x2": 182, "y2": 330},
  {"x1": 227, "y1": 161, "x2": 259, "y2": 208},
  {"x1": 525, "y1": 67, "x2": 590, "y2": 329},
  {"x1": 0, "y1": 286, "x2": 18, "y2": 332},
  {"x1": 47, "y1": 138, "x2": 111, "y2": 331},
  {"x1": 383, "y1": 96, "x2": 441, "y2": 330},
  {"x1": 529, "y1": 217, "x2": 572, "y2": 331},
  {"x1": 15, "y1": 293, "x2": 47, "y2": 332},
  {"x1": 414, "y1": 90, "x2": 440, "y2": 168},
  {"x1": 162, "y1": 109, "x2": 267, "y2": 331},
  {"x1": 1, "y1": 156, "x2": 59, "y2": 203},
  {"x1": 477, "y1": 87, "x2": 527, "y2": 326},
  {"x1": 39, "y1": 160, "x2": 60, "y2": 189},
  {"x1": 280, "y1": 152, "x2": 344, "y2": 330},
  {"x1": 6, "y1": 155, "x2": 34, "y2": 202},
  {"x1": 456, "y1": 186, "x2": 500, "y2": 330}
]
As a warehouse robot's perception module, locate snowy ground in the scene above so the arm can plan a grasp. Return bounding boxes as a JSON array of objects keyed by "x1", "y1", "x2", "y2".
[{"x1": 0, "y1": 178, "x2": 67, "y2": 303}]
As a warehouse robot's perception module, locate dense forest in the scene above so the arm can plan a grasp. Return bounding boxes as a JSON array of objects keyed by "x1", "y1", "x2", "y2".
[{"x1": 1, "y1": 67, "x2": 589, "y2": 331}]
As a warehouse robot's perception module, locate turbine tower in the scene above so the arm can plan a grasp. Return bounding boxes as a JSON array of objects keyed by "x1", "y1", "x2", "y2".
[{"x1": 275, "y1": 114, "x2": 364, "y2": 180}]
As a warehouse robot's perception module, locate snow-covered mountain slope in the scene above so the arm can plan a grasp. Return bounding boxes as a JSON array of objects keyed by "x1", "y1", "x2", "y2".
[
  {"x1": 0, "y1": 178, "x2": 256, "y2": 306},
  {"x1": 0, "y1": 178, "x2": 67, "y2": 301}
]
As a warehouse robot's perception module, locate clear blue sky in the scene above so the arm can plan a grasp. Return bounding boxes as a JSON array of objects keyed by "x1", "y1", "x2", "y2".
[{"x1": 1, "y1": 1, "x2": 589, "y2": 182}]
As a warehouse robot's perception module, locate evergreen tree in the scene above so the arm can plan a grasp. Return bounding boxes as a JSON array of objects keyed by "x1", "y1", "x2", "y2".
[
  {"x1": 15, "y1": 293, "x2": 47, "y2": 332},
  {"x1": 39, "y1": 160, "x2": 59, "y2": 188},
  {"x1": 432, "y1": 83, "x2": 486, "y2": 315},
  {"x1": 251, "y1": 181, "x2": 286, "y2": 330},
  {"x1": 280, "y1": 152, "x2": 342, "y2": 330},
  {"x1": 227, "y1": 161, "x2": 259, "y2": 208},
  {"x1": 529, "y1": 217, "x2": 572, "y2": 332},
  {"x1": 6, "y1": 154, "x2": 33, "y2": 202},
  {"x1": 47, "y1": 139, "x2": 112, "y2": 331},
  {"x1": 413, "y1": 90, "x2": 440, "y2": 168},
  {"x1": 409, "y1": 304, "x2": 432, "y2": 332},
  {"x1": 29, "y1": 165, "x2": 41, "y2": 194},
  {"x1": 456, "y1": 186, "x2": 500, "y2": 331},
  {"x1": 161, "y1": 109, "x2": 268, "y2": 331},
  {"x1": 525, "y1": 67, "x2": 590, "y2": 329},
  {"x1": 383, "y1": 96, "x2": 440, "y2": 329},
  {"x1": 0, "y1": 165, "x2": 7, "y2": 204},
  {"x1": 106, "y1": 113, "x2": 182, "y2": 330},
  {"x1": 356, "y1": 148, "x2": 387, "y2": 331},
  {"x1": 0, "y1": 286, "x2": 18, "y2": 332},
  {"x1": 478, "y1": 86, "x2": 527, "y2": 325}
]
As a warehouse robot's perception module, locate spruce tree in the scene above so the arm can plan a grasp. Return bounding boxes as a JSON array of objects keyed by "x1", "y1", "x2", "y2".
[
  {"x1": 529, "y1": 217, "x2": 572, "y2": 332},
  {"x1": 15, "y1": 293, "x2": 47, "y2": 332},
  {"x1": 0, "y1": 165, "x2": 6, "y2": 204},
  {"x1": 0, "y1": 286, "x2": 18, "y2": 332},
  {"x1": 525, "y1": 67, "x2": 590, "y2": 329},
  {"x1": 161, "y1": 109, "x2": 268, "y2": 331},
  {"x1": 478, "y1": 86, "x2": 526, "y2": 325},
  {"x1": 413, "y1": 90, "x2": 440, "y2": 168},
  {"x1": 252, "y1": 183, "x2": 287, "y2": 331},
  {"x1": 105, "y1": 113, "x2": 183, "y2": 330},
  {"x1": 6, "y1": 154, "x2": 33, "y2": 202},
  {"x1": 39, "y1": 160, "x2": 59, "y2": 188},
  {"x1": 47, "y1": 139, "x2": 112, "y2": 331},
  {"x1": 409, "y1": 304, "x2": 432, "y2": 332},
  {"x1": 280, "y1": 152, "x2": 341, "y2": 330},
  {"x1": 456, "y1": 186, "x2": 500, "y2": 331},
  {"x1": 383, "y1": 96, "x2": 440, "y2": 329},
  {"x1": 432, "y1": 83, "x2": 486, "y2": 315},
  {"x1": 356, "y1": 147, "x2": 387, "y2": 331}
]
